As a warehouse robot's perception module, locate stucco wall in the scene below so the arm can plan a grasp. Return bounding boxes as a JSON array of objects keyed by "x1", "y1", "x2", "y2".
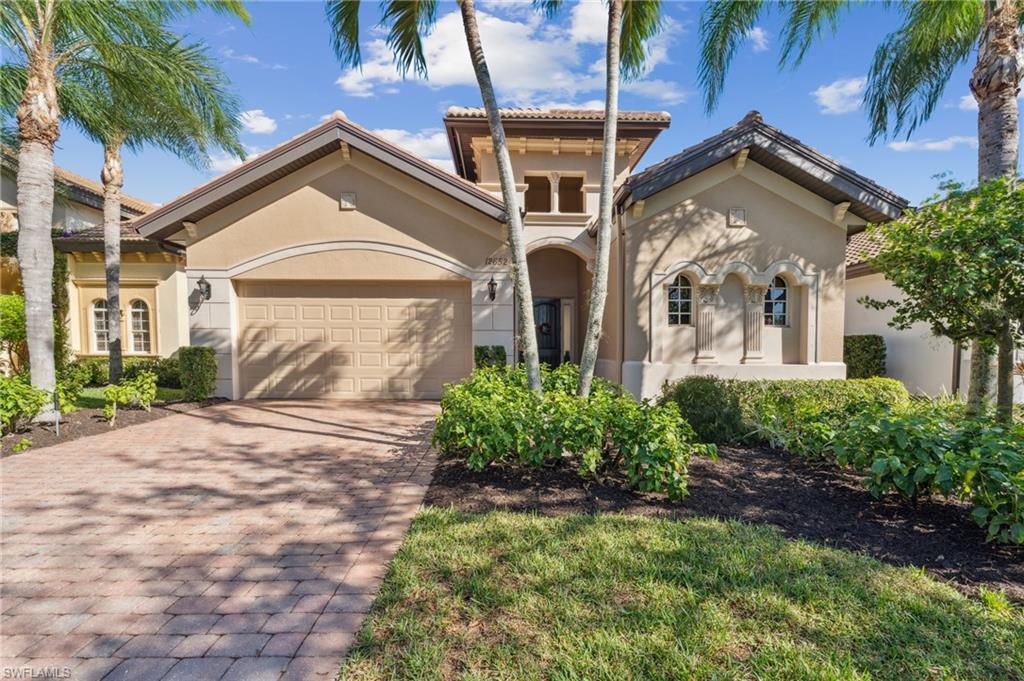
[
  {"x1": 622, "y1": 161, "x2": 848, "y2": 366},
  {"x1": 845, "y1": 272, "x2": 961, "y2": 396}
]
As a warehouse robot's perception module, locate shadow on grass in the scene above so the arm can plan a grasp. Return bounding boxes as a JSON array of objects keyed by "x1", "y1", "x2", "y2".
[{"x1": 342, "y1": 509, "x2": 1024, "y2": 681}]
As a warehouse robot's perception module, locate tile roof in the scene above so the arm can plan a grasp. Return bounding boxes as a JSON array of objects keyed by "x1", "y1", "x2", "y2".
[
  {"x1": 845, "y1": 229, "x2": 886, "y2": 267},
  {"x1": 52, "y1": 166, "x2": 154, "y2": 215},
  {"x1": 445, "y1": 106, "x2": 671, "y2": 123},
  {"x1": 56, "y1": 222, "x2": 149, "y2": 243}
]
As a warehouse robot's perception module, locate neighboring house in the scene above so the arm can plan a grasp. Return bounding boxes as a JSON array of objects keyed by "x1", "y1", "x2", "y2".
[
  {"x1": 845, "y1": 230, "x2": 1023, "y2": 400},
  {"x1": 127, "y1": 108, "x2": 907, "y2": 400},
  {"x1": 0, "y1": 150, "x2": 190, "y2": 360}
]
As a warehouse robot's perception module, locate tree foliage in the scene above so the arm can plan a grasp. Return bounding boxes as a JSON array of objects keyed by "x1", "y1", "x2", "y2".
[{"x1": 862, "y1": 176, "x2": 1024, "y2": 350}]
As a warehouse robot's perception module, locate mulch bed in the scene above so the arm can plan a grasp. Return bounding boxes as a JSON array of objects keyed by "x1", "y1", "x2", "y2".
[
  {"x1": 0, "y1": 399, "x2": 223, "y2": 457},
  {"x1": 425, "y1": 446, "x2": 1024, "y2": 602}
]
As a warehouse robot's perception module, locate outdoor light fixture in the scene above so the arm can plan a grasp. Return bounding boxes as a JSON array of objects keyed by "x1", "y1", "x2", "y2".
[
  {"x1": 487, "y1": 275, "x2": 497, "y2": 301},
  {"x1": 197, "y1": 275, "x2": 212, "y2": 301}
]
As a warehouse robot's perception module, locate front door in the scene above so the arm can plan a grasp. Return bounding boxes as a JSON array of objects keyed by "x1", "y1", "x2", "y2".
[{"x1": 533, "y1": 298, "x2": 561, "y2": 367}]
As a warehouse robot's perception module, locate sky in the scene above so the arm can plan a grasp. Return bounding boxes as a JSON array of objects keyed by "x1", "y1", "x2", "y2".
[{"x1": 43, "y1": 0, "x2": 1017, "y2": 208}]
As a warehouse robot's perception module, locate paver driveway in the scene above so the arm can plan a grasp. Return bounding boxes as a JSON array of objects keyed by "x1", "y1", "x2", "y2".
[{"x1": 1, "y1": 400, "x2": 438, "y2": 681}]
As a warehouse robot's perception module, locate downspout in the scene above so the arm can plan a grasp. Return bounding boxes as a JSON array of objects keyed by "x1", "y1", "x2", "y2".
[{"x1": 618, "y1": 204, "x2": 626, "y2": 382}]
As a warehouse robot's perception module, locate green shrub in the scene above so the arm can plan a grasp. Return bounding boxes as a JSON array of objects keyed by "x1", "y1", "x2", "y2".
[
  {"x1": 124, "y1": 356, "x2": 181, "y2": 388},
  {"x1": 658, "y1": 376, "x2": 744, "y2": 444},
  {"x1": 474, "y1": 345, "x2": 507, "y2": 368},
  {"x1": 959, "y1": 421, "x2": 1024, "y2": 544},
  {"x1": 178, "y1": 346, "x2": 218, "y2": 401},
  {"x1": 103, "y1": 370, "x2": 157, "y2": 425},
  {"x1": 0, "y1": 294, "x2": 27, "y2": 370},
  {"x1": 432, "y1": 363, "x2": 714, "y2": 500},
  {"x1": 0, "y1": 374, "x2": 49, "y2": 435},
  {"x1": 844, "y1": 335, "x2": 886, "y2": 379},
  {"x1": 55, "y1": 361, "x2": 91, "y2": 414}
]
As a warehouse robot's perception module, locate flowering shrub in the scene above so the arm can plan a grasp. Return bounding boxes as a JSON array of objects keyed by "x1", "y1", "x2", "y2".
[{"x1": 433, "y1": 364, "x2": 714, "y2": 500}]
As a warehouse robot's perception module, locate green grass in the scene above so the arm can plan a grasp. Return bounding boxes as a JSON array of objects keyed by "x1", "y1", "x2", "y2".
[
  {"x1": 342, "y1": 509, "x2": 1023, "y2": 681},
  {"x1": 76, "y1": 386, "x2": 184, "y2": 410}
]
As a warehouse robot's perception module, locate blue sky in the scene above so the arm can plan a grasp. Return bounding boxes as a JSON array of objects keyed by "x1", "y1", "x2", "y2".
[{"x1": 48, "y1": 0, "x2": 1013, "y2": 208}]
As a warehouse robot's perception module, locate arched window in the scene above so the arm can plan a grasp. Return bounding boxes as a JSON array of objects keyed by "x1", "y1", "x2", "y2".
[
  {"x1": 666, "y1": 274, "x2": 692, "y2": 326},
  {"x1": 764, "y1": 276, "x2": 788, "y2": 326},
  {"x1": 129, "y1": 300, "x2": 151, "y2": 354},
  {"x1": 91, "y1": 299, "x2": 109, "y2": 353}
]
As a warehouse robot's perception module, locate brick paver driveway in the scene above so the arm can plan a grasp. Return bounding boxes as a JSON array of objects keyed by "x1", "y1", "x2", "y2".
[{"x1": 1, "y1": 400, "x2": 438, "y2": 681}]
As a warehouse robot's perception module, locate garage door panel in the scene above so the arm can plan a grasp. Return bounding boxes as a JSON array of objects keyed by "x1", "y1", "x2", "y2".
[{"x1": 239, "y1": 281, "x2": 470, "y2": 399}]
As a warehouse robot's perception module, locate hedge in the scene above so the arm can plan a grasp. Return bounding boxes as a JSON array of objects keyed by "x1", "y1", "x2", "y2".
[
  {"x1": 844, "y1": 334, "x2": 886, "y2": 379},
  {"x1": 178, "y1": 346, "x2": 218, "y2": 401},
  {"x1": 72, "y1": 356, "x2": 181, "y2": 388},
  {"x1": 474, "y1": 345, "x2": 507, "y2": 368}
]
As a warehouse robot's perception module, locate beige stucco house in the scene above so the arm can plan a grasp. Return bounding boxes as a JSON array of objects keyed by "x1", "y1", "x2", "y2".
[
  {"x1": 1, "y1": 152, "x2": 190, "y2": 361},
  {"x1": 51, "y1": 108, "x2": 908, "y2": 400}
]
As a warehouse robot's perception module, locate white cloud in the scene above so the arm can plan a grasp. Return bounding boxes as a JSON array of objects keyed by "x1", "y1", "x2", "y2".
[
  {"x1": 209, "y1": 145, "x2": 262, "y2": 173},
  {"x1": 335, "y1": 8, "x2": 686, "y2": 107},
  {"x1": 568, "y1": 0, "x2": 607, "y2": 44},
  {"x1": 812, "y1": 76, "x2": 866, "y2": 114},
  {"x1": 372, "y1": 128, "x2": 454, "y2": 172},
  {"x1": 221, "y1": 47, "x2": 286, "y2": 71},
  {"x1": 747, "y1": 26, "x2": 769, "y2": 52},
  {"x1": 887, "y1": 136, "x2": 978, "y2": 152},
  {"x1": 621, "y1": 79, "x2": 690, "y2": 106},
  {"x1": 239, "y1": 109, "x2": 277, "y2": 135},
  {"x1": 958, "y1": 94, "x2": 979, "y2": 112}
]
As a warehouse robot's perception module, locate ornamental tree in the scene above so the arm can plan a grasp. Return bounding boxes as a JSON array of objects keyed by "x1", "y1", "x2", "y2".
[{"x1": 862, "y1": 176, "x2": 1024, "y2": 422}]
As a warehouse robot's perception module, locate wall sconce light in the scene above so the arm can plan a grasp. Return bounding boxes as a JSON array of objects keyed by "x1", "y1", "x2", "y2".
[
  {"x1": 197, "y1": 275, "x2": 212, "y2": 301},
  {"x1": 487, "y1": 275, "x2": 497, "y2": 301}
]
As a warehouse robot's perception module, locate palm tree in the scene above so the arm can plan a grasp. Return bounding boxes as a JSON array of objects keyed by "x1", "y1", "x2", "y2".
[
  {"x1": 536, "y1": 0, "x2": 663, "y2": 396},
  {"x1": 697, "y1": 0, "x2": 1022, "y2": 419},
  {"x1": 326, "y1": 0, "x2": 544, "y2": 392},
  {"x1": 0, "y1": 0, "x2": 248, "y2": 419},
  {"x1": 64, "y1": 41, "x2": 245, "y2": 384}
]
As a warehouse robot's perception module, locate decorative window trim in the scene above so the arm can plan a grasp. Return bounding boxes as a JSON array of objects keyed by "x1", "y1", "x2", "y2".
[
  {"x1": 129, "y1": 299, "x2": 152, "y2": 354},
  {"x1": 666, "y1": 274, "x2": 693, "y2": 326},
  {"x1": 764, "y1": 275, "x2": 788, "y2": 327},
  {"x1": 91, "y1": 299, "x2": 109, "y2": 353}
]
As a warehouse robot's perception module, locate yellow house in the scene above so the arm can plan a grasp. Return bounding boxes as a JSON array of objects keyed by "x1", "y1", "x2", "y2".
[{"x1": 123, "y1": 109, "x2": 907, "y2": 400}]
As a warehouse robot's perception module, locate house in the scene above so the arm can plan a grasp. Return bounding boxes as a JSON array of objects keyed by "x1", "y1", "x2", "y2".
[
  {"x1": 1, "y1": 152, "x2": 190, "y2": 362},
  {"x1": 59, "y1": 108, "x2": 908, "y2": 400}
]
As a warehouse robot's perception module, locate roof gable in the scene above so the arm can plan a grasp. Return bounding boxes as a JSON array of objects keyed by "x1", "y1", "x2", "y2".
[
  {"x1": 135, "y1": 113, "x2": 506, "y2": 240},
  {"x1": 621, "y1": 111, "x2": 908, "y2": 224}
]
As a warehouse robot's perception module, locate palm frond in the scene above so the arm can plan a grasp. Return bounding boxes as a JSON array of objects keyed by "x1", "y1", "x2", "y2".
[
  {"x1": 776, "y1": 0, "x2": 852, "y2": 69},
  {"x1": 863, "y1": 0, "x2": 982, "y2": 142},
  {"x1": 380, "y1": 0, "x2": 438, "y2": 78},
  {"x1": 697, "y1": 0, "x2": 768, "y2": 113},
  {"x1": 531, "y1": 0, "x2": 564, "y2": 19},
  {"x1": 621, "y1": 0, "x2": 663, "y2": 81},
  {"x1": 326, "y1": 0, "x2": 363, "y2": 68}
]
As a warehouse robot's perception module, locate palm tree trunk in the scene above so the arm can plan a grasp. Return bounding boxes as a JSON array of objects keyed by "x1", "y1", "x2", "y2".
[
  {"x1": 967, "y1": 0, "x2": 1022, "y2": 418},
  {"x1": 15, "y1": 51, "x2": 61, "y2": 421},
  {"x1": 577, "y1": 0, "x2": 623, "y2": 397},
  {"x1": 995, "y1": 322, "x2": 1015, "y2": 423},
  {"x1": 102, "y1": 142, "x2": 125, "y2": 384},
  {"x1": 456, "y1": 0, "x2": 542, "y2": 392}
]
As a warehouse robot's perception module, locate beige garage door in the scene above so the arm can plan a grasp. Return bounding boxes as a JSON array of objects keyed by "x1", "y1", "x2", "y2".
[{"x1": 237, "y1": 280, "x2": 471, "y2": 399}]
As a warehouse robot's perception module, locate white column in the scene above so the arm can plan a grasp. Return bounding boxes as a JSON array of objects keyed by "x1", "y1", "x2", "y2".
[
  {"x1": 743, "y1": 284, "x2": 768, "y2": 363},
  {"x1": 694, "y1": 284, "x2": 719, "y2": 364},
  {"x1": 471, "y1": 268, "x2": 514, "y2": 364},
  {"x1": 550, "y1": 172, "x2": 560, "y2": 214}
]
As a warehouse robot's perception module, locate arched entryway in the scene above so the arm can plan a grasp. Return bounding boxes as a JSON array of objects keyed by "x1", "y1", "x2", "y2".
[{"x1": 526, "y1": 247, "x2": 590, "y2": 366}]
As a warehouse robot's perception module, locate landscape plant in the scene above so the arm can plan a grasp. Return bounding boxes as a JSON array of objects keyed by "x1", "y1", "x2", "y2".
[
  {"x1": 102, "y1": 369, "x2": 157, "y2": 425},
  {"x1": 178, "y1": 345, "x2": 217, "y2": 401},
  {"x1": 657, "y1": 375, "x2": 744, "y2": 444},
  {"x1": 0, "y1": 373, "x2": 48, "y2": 434},
  {"x1": 0, "y1": 293, "x2": 27, "y2": 371},
  {"x1": 863, "y1": 177, "x2": 1024, "y2": 423},
  {"x1": 844, "y1": 334, "x2": 886, "y2": 379}
]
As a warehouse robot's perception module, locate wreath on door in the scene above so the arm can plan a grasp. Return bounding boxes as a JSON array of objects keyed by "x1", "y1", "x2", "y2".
[{"x1": 538, "y1": 321, "x2": 552, "y2": 336}]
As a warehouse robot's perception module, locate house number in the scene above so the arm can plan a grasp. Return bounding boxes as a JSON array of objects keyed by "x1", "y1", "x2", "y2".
[{"x1": 485, "y1": 257, "x2": 511, "y2": 266}]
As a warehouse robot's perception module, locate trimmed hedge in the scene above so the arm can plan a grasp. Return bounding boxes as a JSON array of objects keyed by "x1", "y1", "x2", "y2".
[
  {"x1": 433, "y1": 364, "x2": 715, "y2": 500},
  {"x1": 73, "y1": 356, "x2": 181, "y2": 388},
  {"x1": 844, "y1": 335, "x2": 886, "y2": 379},
  {"x1": 657, "y1": 376, "x2": 744, "y2": 444},
  {"x1": 178, "y1": 346, "x2": 217, "y2": 401}
]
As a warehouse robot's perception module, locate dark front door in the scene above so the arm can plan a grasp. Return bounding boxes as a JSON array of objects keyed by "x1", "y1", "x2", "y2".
[{"x1": 533, "y1": 298, "x2": 561, "y2": 367}]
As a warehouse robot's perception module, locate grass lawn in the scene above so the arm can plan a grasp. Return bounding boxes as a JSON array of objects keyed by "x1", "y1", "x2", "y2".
[
  {"x1": 76, "y1": 386, "x2": 185, "y2": 409},
  {"x1": 342, "y1": 509, "x2": 1023, "y2": 681}
]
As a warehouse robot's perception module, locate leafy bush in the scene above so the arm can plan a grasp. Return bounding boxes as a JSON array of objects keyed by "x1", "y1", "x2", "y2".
[
  {"x1": 0, "y1": 293, "x2": 27, "y2": 371},
  {"x1": 0, "y1": 374, "x2": 49, "y2": 435},
  {"x1": 103, "y1": 370, "x2": 157, "y2": 425},
  {"x1": 433, "y1": 364, "x2": 714, "y2": 500},
  {"x1": 844, "y1": 335, "x2": 886, "y2": 379},
  {"x1": 474, "y1": 345, "x2": 507, "y2": 368},
  {"x1": 658, "y1": 376, "x2": 744, "y2": 444},
  {"x1": 72, "y1": 356, "x2": 182, "y2": 388},
  {"x1": 178, "y1": 346, "x2": 217, "y2": 401},
  {"x1": 55, "y1": 361, "x2": 91, "y2": 414}
]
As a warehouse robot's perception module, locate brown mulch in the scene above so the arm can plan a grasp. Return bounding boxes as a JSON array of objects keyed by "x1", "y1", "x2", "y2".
[
  {"x1": 0, "y1": 399, "x2": 224, "y2": 457},
  {"x1": 424, "y1": 446, "x2": 1024, "y2": 602}
]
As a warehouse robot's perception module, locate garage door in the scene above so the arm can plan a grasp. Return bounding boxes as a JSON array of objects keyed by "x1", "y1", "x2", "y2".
[{"x1": 237, "y1": 280, "x2": 471, "y2": 399}]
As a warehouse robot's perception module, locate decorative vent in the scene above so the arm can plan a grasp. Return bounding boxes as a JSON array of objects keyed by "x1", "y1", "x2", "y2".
[
  {"x1": 727, "y1": 208, "x2": 747, "y2": 228},
  {"x1": 339, "y1": 192, "x2": 357, "y2": 211}
]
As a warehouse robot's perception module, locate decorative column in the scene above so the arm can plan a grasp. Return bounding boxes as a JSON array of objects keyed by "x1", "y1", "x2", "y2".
[
  {"x1": 694, "y1": 284, "x2": 719, "y2": 363},
  {"x1": 550, "y1": 172, "x2": 560, "y2": 213},
  {"x1": 743, "y1": 284, "x2": 768, "y2": 363}
]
